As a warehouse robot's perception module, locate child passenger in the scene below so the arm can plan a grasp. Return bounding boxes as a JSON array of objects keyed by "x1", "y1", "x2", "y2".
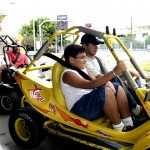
[{"x1": 60, "y1": 44, "x2": 134, "y2": 132}]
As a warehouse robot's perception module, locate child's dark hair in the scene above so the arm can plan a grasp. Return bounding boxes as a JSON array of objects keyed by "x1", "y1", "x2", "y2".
[{"x1": 64, "y1": 44, "x2": 85, "y2": 63}]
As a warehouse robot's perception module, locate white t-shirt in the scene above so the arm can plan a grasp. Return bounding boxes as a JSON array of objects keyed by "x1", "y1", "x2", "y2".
[
  {"x1": 60, "y1": 68, "x2": 92, "y2": 110},
  {"x1": 0, "y1": 58, "x2": 6, "y2": 66},
  {"x1": 85, "y1": 56, "x2": 108, "y2": 77}
]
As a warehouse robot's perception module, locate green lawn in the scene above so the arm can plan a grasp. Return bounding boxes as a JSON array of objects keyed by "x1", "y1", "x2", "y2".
[
  {"x1": 139, "y1": 62, "x2": 150, "y2": 72},
  {"x1": 130, "y1": 62, "x2": 150, "y2": 72}
]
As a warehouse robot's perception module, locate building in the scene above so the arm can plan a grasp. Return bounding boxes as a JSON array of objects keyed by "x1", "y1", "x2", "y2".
[{"x1": 119, "y1": 25, "x2": 150, "y2": 40}]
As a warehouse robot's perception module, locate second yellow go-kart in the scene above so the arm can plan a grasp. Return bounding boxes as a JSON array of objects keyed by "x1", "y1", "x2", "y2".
[{"x1": 8, "y1": 26, "x2": 150, "y2": 149}]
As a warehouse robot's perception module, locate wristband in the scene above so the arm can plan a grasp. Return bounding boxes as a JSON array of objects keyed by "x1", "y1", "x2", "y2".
[{"x1": 111, "y1": 71, "x2": 116, "y2": 76}]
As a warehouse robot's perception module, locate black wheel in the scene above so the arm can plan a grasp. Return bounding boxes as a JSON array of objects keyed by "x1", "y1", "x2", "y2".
[
  {"x1": 9, "y1": 106, "x2": 47, "y2": 149},
  {"x1": 0, "y1": 90, "x2": 20, "y2": 114}
]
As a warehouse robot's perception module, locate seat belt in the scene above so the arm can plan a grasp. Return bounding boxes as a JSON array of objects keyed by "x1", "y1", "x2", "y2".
[
  {"x1": 44, "y1": 53, "x2": 92, "y2": 81},
  {"x1": 12, "y1": 52, "x2": 20, "y2": 64},
  {"x1": 94, "y1": 56, "x2": 107, "y2": 74}
]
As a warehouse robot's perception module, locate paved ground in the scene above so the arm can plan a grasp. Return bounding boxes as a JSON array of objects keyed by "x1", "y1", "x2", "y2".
[
  {"x1": 0, "y1": 114, "x2": 98, "y2": 150},
  {"x1": 0, "y1": 50, "x2": 150, "y2": 150}
]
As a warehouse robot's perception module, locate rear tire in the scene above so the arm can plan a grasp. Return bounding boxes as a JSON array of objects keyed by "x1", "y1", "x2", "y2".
[
  {"x1": 9, "y1": 106, "x2": 47, "y2": 149},
  {"x1": 0, "y1": 90, "x2": 20, "y2": 114}
]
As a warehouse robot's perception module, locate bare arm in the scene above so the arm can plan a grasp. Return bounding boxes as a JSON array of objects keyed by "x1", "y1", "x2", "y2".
[
  {"x1": 129, "y1": 69, "x2": 140, "y2": 78},
  {"x1": 119, "y1": 68, "x2": 140, "y2": 79},
  {"x1": 0, "y1": 65, "x2": 7, "y2": 70},
  {"x1": 86, "y1": 69, "x2": 95, "y2": 80},
  {"x1": 63, "y1": 71, "x2": 115, "y2": 89},
  {"x1": 95, "y1": 74, "x2": 104, "y2": 78},
  {"x1": 9, "y1": 62, "x2": 17, "y2": 68},
  {"x1": 63, "y1": 60, "x2": 126, "y2": 89}
]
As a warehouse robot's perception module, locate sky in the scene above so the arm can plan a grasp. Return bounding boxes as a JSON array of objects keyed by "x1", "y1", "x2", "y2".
[{"x1": 0, "y1": 0, "x2": 150, "y2": 36}]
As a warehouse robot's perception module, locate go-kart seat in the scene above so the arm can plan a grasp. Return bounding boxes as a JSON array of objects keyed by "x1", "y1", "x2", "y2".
[
  {"x1": 52, "y1": 62, "x2": 67, "y2": 109},
  {"x1": 52, "y1": 62, "x2": 108, "y2": 125}
]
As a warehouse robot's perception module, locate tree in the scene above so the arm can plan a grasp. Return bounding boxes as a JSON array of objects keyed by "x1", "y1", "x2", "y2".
[
  {"x1": 122, "y1": 34, "x2": 135, "y2": 49},
  {"x1": 19, "y1": 17, "x2": 57, "y2": 50},
  {"x1": 121, "y1": 34, "x2": 146, "y2": 50},
  {"x1": 19, "y1": 17, "x2": 69, "y2": 51},
  {"x1": 145, "y1": 35, "x2": 150, "y2": 48},
  {"x1": 20, "y1": 17, "x2": 56, "y2": 37}
]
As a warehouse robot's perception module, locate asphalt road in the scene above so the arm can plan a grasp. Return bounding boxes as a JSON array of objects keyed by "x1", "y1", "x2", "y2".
[{"x1": 0, "y1": 50, "x2": 150, "y2": 150}]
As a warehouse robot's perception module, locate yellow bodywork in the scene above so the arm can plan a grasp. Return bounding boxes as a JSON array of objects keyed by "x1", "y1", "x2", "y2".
[{"x1": 14, "y1": 26, "x2": 150, "y2": 149}]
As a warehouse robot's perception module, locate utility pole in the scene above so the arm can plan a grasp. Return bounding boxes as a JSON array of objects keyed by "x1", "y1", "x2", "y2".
[
  {"x1": 131, "y1": 16, "x2": 132, "y2": 35},
  {"x1": 33, "y1": 18, "x2": 36, "y2": 50}
]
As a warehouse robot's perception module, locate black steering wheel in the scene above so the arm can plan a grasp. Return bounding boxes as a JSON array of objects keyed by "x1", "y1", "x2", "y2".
[{"x1": 17, "y1": 63, "x2": 28, "y2": 69}]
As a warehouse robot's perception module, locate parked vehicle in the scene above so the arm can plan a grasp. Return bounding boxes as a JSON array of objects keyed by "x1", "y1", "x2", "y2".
[
  {"x1": 0, "y1": 44, "x2": 32, "y2": 114},
  {"x1": 146, "y1": 48, "x2": 150, "y2": 52},
  {"x1": 8, "y1": 26, "x2": 150, "y2": 149},
  {"x1": 0, "y1": 43, "x2": 52, "y2": 114},
  {"x1": 0, "y1": 36, "x2": 21, "y2": 114},
  {"x1": 146, "y1": 45, "x2": 150, "y2": 51}
]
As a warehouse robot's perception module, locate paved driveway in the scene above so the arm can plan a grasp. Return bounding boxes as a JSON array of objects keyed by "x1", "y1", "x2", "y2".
[{"x1": 0, "y1": 114, "x2": 98, "y2": 150}]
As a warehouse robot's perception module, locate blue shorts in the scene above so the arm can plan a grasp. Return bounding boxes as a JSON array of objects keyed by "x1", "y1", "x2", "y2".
[{"x1": 70, "y1": 82, "x2": 119, "y2": 121}]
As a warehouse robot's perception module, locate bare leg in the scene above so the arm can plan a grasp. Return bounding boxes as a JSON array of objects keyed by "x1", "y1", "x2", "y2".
[
  {"x1": 105, "y1": 81, "x2": 116, "y2": 94},
  {"x1": 116, "y1": 85, "x2": 131, "y2": 119},
  {"x1": 103, "y1": 87, "x2": 121, "y2": 125},
  {"x1": 0, "y1": 71, "x2": 2, "y2": 82}
]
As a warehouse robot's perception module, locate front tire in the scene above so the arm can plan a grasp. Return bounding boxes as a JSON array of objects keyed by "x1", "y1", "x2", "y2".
[{"x1": 9, "y1": 106, "x2": 47, "y2": 149}]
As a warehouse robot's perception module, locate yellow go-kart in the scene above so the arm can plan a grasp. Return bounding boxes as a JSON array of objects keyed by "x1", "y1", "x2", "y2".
[{"x1": 8, "y1": 26, "x2": 150, "y2": 149}]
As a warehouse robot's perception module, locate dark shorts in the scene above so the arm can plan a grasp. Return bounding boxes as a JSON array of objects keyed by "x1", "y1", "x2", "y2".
[{"x1": 70, "y1": 82, "x2": 119, "y2": 121}]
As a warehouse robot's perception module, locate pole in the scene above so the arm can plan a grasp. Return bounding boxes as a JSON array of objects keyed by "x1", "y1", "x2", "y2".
[
  {"x1": 61, "y1": 33, "x2": 63, "y2": 52},
  {"x1": 39, "y1": 20, "x2": 54, "y2": 47},
  {"x1": 33, "y1": 19, "x2": 36, "y2": 50},
  {"x1": 55, "y1": 37, "x2": 57, "y2": 53},
  {"x1": 39, "y1": 19, "x2": 71, "y2": 47},
  {"x1": 39, "y1": 23, "x2": 43, "y2": 47},
  {"x1": 131, "y1": 16, "x2": 132, "y2": 35},
  {"x1": 32, "y1": 0, "x2": 36, "y2": 51},
  {"x1": 144, "y1": 38, "x2": 145, "y2": 50}
]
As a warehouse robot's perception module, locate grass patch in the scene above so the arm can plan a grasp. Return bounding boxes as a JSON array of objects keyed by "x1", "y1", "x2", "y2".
[
  {"x1": 130, "y1": 62, "x2": 150, "y2": 72},
  {"x1": 139, "y1": 62, "x2": 150, "y2": 72}
]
